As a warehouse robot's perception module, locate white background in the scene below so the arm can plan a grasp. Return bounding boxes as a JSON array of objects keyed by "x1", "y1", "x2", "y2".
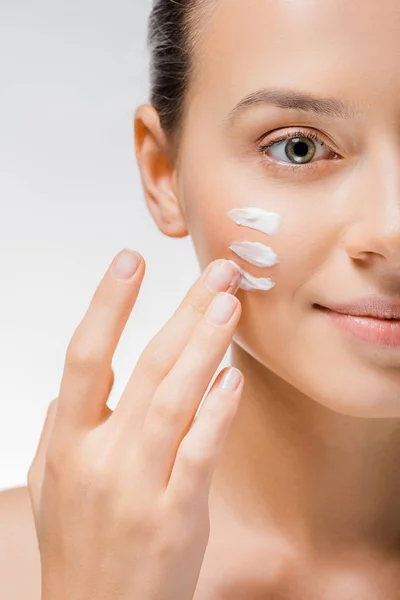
[{"x1": 0, "y1": 0, "x2": 231, "y2": 490}]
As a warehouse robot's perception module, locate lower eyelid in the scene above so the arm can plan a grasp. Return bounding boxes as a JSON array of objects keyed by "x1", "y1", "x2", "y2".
[{"x1": 259, "y1": 154, "x2": 341, "y2": 176}]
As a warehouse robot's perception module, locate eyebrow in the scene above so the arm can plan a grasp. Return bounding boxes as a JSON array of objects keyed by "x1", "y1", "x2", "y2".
[{"x1": 222, "y1": 87, "x2": 359, "y2": 127}]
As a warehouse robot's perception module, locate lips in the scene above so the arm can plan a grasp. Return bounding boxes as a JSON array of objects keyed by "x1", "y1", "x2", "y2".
[
  {"x1": 313, "y1": 297, "x2": 400, "y2": 347},
  {"x1": 314, "y1": 297, "x2": 400, "y2": 321}
]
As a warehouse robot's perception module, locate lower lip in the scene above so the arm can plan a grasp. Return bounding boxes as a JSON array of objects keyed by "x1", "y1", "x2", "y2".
[{"x1": 315, "y1": 306, "x2": 400, "y2": 347}]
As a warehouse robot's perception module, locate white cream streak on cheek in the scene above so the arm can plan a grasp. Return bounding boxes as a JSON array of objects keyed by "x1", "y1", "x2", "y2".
[
  {"x1": 227, "y1": 260, "x2": 275, "y2": 292},
  {"x1": 227, "y1": 207, "x2": 282, "y2": 235},
  {"x1": 227, "y1": 207, "x2": 282, "y2": 292},
  {"x1": 229, "y1": 241, "x2": 279, "y2": 267}
]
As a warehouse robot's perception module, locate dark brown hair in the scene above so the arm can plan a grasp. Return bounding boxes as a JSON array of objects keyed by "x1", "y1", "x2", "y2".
[{"x1": 147, "y1": 0, "x2": 212, "y2": 147}]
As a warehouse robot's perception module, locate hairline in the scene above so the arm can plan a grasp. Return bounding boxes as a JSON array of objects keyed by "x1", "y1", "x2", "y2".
[{"x1": 170, "y1": 0, "x2": 218, "y2": 160}]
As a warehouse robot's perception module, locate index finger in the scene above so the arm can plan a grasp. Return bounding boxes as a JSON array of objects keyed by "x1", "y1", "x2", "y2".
[{"x1": 56, "y1": 249, "x2": 145, "y2": 430}]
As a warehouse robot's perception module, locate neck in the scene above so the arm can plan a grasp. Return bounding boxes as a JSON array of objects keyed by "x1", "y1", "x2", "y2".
[{"x1": 211, "y1": 342, "x2": 400, "y2": 558}]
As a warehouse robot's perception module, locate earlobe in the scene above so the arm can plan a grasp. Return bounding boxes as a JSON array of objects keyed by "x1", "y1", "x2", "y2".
[{"x1": 134, "y1": 105, "x2": 188, "y2": 239}]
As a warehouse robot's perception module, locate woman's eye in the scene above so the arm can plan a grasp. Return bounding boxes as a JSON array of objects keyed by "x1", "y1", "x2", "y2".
[{"x1": 260, "y1": 133, "x2": 337, "y2": 166}]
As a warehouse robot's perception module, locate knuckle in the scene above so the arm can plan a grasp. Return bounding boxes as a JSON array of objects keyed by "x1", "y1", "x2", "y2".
[
  {"x1": 42, "y1": 436, "x2": 117, "y2": 499},
  {"x1": 178, "y1": 440, "x2": 213, "y2": 480},
  {"x1": 65, "y1": 338, "x2": 104, "y2": 372},
  {"x1": 150, "y1": 396, "x2": 182, "y2": 427},
  {"x1": 185, "y1": 296, "x2": 209, "y2": 319},
  {"x1": 139, "y1": 341, "x2": 169, "y2": 376}
]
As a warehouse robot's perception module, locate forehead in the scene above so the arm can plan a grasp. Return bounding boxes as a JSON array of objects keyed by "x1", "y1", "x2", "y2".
[{"x1": 187, "y1": 0, "x2": 400, "y2": 120}]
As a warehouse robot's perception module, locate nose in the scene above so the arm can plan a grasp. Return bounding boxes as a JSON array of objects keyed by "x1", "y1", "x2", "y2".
[{"x1": 344, "y1": 145, "x2": 400, "y2": 270}]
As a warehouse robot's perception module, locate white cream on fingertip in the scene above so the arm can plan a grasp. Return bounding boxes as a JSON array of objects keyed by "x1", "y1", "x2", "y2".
[
  {"x1": 229, "y1": 241, "x2": 279, "y2": 268},
  {"x1": 227, "y1": 207, "x2": 282, "y2": 235},
  {"x1": 227, "y1": 260, "x2": 275, "y2": 292}
]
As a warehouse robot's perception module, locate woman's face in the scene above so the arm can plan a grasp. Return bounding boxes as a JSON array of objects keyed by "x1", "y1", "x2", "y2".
[{"x1": 173, "y1": 0, "x2": 400, "y2": 417}]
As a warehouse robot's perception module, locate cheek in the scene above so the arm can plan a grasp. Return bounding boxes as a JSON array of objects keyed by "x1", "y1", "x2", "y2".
[
  {"x1": 176, "y1": 137, "x2": 359, "y2": 394},
  {"x1": 182, "y1": 174, "x2": 331, "y2": 296},
  {"x1": 178, "y1": 145, "x2": 343, "y2": 298},
  {"x1": 179, "y1": 157, "x2": 244, "y2": 269},
  {"x1": 181, "y1": 186, "x2": 337, "y2": 375},
  {"x1": 232, "y1": 219, "x2": 343, "y2": 382}
]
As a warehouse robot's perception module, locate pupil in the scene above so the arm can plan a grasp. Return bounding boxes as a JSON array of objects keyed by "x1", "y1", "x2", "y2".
[{"x1": 293, "y1": 141, "x2": 309, "y2": 158}]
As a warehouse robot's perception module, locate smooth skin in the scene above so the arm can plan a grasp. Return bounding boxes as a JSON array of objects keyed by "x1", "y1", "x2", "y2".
[{"x1": 2, "y1": 0, "x2": 400, "y2": 598}]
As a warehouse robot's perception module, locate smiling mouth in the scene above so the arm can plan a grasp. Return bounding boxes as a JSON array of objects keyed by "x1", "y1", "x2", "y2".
[{"x1": 312, "y1": 303, "x2": 400, "y2": 348}]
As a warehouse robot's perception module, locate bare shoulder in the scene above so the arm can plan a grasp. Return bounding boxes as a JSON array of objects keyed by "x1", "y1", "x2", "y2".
[{"x1": 0, "y1": 486, "x2": 41, "y2": 600}]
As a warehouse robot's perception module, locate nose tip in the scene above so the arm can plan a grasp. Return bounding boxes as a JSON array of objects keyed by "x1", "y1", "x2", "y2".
[
  {"x1": 344, "y1": 145, "x2": 400, "y2": 266},
  {"x1": 345, "y1": 210, "x2": 400, "y2": 264}
]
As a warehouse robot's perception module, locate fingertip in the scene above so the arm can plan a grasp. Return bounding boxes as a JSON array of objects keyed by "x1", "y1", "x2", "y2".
[
  {"x1": 111, "y1": 249, "x2": 143, "y2": 281},
  {"x1": 219, "y1": 367, "x2": 243, "y2": 393}
]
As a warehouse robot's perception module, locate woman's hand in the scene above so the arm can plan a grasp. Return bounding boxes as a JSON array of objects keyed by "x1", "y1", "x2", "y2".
[{"x1": 27, "y1": 249, "x2": 243, "y2": 600}]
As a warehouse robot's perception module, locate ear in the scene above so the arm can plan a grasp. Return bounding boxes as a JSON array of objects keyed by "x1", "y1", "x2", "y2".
[{"x1": 134, "y1": 104, "x2": 188, "y2": 239}]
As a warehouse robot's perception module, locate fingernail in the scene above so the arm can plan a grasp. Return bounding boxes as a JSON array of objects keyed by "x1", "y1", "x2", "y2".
[
  {"x1": 111, "y1": 249, "x2": 141, "y2": 280},
  {"x1": 205, "y1": 260, "x2": 241, "y2": 294},
  {"x1": 208, "y1": 292, "x2": 237, "y2": 325},
  {"x1": 219, "y1": 367, "x2": 243, "y2": 392}
]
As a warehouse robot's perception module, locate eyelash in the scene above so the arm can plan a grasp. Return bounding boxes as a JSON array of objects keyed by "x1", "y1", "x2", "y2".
[{"x1": 256, "y1": 128, "x2": 340, "y2": 174}]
